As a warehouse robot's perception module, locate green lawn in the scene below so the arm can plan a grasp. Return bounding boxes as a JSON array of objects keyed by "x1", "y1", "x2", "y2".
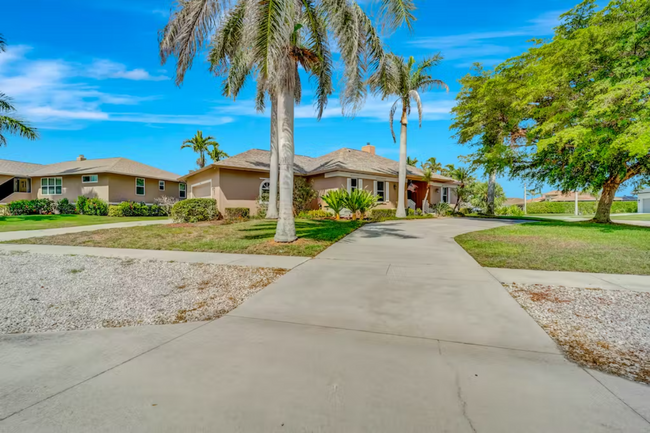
[
  {"x1": 0, "y1": 215, "x2": 168, "y2": 232},
  {"x1": 611, "y1": 213, "x2": 650, "y2": 221},
  {"x1": 455, "y1": 221, "x2": 650, "y2": 275},
  {"x1": 7, "y1": 219, "x2": 365, "y2": 257}
]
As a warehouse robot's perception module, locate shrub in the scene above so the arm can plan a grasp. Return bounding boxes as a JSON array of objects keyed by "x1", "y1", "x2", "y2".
[
  {"x1": 0, "y1": 204, "x2": 8, "y2": 216},
  {"x1": 34, "y1": 199, "x2": 54, "y2": 214},
  {"x1": 108, "y1": 205, "x2": 123, "y2": 217},
  {"x1": 171, "y1": 198, "x2": 218, "y2": 223},
  {"x1": 525, "y1": 201, "x2": 638, "y2": 214},
  {"x1": 76, "y1": 195, "x2": 88, "y2": 214},
  {"x1": 321, "y1": 189, "x2": 347, "y2": 219},
  {"x1": 343, "y1": 189, "x2": 379, "y2": 219},
  {"x1": 407, "y1": 207, "x2": 415, "y2": 216},
  {"x1": 415, "y1": 208, "x2": 423, "y2": 216},
  {"x1": 83, "y1": 198, "x2": 108, "y2": 216},
  {"x1": 433, "y1": 202, "x2": 452, "y2": 216},
  {"x1": 56, "y1": 198, "x2": 76, "y2": 215},
  {"x1": 118, "y1": 201, "x2": 147, "y2": 217},
  {"x1": 154, "y1": 196, "x2": 178, "y2": 216},
  {"x1": 8, "y1": 199, "x2": 54, "y2": 215},
  {"x1": 224, "y1": 207, "x2": 250, "y2": 220},
  {"x1": 256, "y1": 192, "x2": 269, "y2": 218},
  {"x1": 369, "y1": 209, "x2": 397, "y2": 221},
  {"x1": 496, "y1": 205, "x2": 525, "y2": 217},
  {"x1": 297, "y1": 209, "x2": 331, "y2": 219},
  {"x1": 293, "y1": 177, "x2": 318, "y2": 215},
  {"x1": 148, "y1": 204, "x2": 166, "y2": 217}
]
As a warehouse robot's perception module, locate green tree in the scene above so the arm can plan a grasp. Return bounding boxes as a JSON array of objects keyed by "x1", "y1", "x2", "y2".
[
  {"x1": 469, "y1": 180, "x2": 505, "y2": 212},
  {"x1": 508, "y1": 0, "x2": 650, "y2": 223},
  {"x1": 369, "y1": 54, "x2": 448, "y2": 218},
  {"x1": 321, "y1": 189, "x2": 347, "y2": 220},
  {"x1": 450, "y1": 64, "x2": 522, "y2": 215},
  {"x1": 441, "y1": 163, "x2": 455, "y2": 177},
  {"x1": 421, "y1": 157, "x2": 442, "y2": 173},
  {"x1": 181, "y1": 131, "x2": 216, "y2": 168},
  {"x1": 160, "y1": 0, "x2": 415, "y2": 241},
  {"x1": 448, "y1": 166, "x2": 474, "y2": 211},
  {"x1": 0, "y1": 35, "x2": 38, "y2": 146},
  {"x1": 406, "y1": 156, "x2": 419, "y2": 166},
  {"x1": 207, "y1": 142, "x2": 229, "y2": 162}
]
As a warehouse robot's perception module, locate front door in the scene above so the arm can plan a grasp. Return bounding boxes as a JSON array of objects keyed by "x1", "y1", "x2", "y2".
[{"x1": 19, "y1": 179, "x2": 28, "y2": 192}]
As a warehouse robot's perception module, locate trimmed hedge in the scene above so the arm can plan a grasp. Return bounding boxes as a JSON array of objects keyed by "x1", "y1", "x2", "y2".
[
  {"x1": 224, "y1": 207, "x2": 250, "y2": 220},
  {"x1": 171, "y1": 198, "x2": 218, "y2": 223},
  {"x1": 9, "y1": 199, "x2": 54, "y2": 215},
  {"x1": 113, "y1": 201, "x2": 167, "y2": 217},
  {"x1": 56, "y1": 198, "x2": 76, "y2": 215},
  {"x1": 526, "y1": 201, "x2": 637, "y2": 214},
  {"x1": 369, "y1": 209, "x2": 397, "y2": 220},
  {"x1": 496, "y1": 205, "x2": 525, "y2": 216},
  {"x1": 297, "y1": 209, "x2": 331, "y2": 219}
]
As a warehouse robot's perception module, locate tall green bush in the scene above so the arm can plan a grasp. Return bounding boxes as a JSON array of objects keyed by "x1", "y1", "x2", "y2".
[
  {"x1": 171, "y1": 198, "x2": 218, "y2": 223},
  {"x1": 83, "y1": 198, "x2": 108, "y2": 216},
  {"x1": 56, "y1": 198, "x2": 76, "y2": 215},
  {"x1": 8, "y1": 199, "x2": 54, "y2": 215},
  {"x1": 76, "y1": 196, "x2": 88, "y2": 214},
  {"x1": 293, "y1": 177, "x2": 318, "y2": 215},
  {"x1": 526, "y1": 201, "x2": 637, "y2": 214}
]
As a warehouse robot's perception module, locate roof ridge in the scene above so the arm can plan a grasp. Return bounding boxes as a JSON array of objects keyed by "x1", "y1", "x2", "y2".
[{"x1": 0, "y1": 158, "x2": 43, "y2": 166}]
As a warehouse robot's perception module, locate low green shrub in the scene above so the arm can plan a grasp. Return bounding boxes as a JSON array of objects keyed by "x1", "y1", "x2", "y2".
[
  {"x1": 148, "y1": 204, "x2": 166, "y2": 217},
  {"x1": 525, "y1": 201, "x2": 638, "y2": 214},
  {"x1": 118, "y1": 201, "x2": 148, "y2": 217},
  {"x1": 56, "y1": 198, "x2": 76, "y2": 215},
  {"x1": 83, "y1": 198, "x2": 108, "y2": 216},
  {"x1": 297, "y1": 209, "x2": 331, "y2": 219},
  {"x1": 369, "y1": 209, "x2": 397, "y2": 221},
  {"x1": 224, "y1": 207, "x2": 250, "y2": 220},
  {"x1": 433, "y1": 202, "x2": 452, "y2": 216},
  {"x1": 108, "y1": 205, "x2": 123, "y2": 217},
  {"x1": 171, "y1": 198, "x2": 218, "y2": 223},
  {"x1": 8, "y1": 199, "x2": 54, "y2": 215},
  {"x1": 496, "y1": 205, "x2": 525, "y2": 217},
  {"x1": 76, "y1": 196, "x2": 88, "y2": 214},
  {"x1": 407, "y1": 207, "x2": 416, "y2": 216}
]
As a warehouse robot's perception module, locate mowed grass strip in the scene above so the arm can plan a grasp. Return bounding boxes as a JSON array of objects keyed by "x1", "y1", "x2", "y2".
[
  {"x1": 6, "y1": 219, "x2": 365, "y2": 257},
  {"x1": 0, "y1": 214, "x2": 168, "y2": 232},
  {"x1": 455, "y1": 221, "x2": 650, "y2": 275}
]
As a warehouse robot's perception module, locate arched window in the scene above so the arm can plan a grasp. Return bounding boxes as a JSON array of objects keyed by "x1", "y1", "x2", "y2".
[{"x1": 259, "y1": 179, "x2": 270, "y2": 203}]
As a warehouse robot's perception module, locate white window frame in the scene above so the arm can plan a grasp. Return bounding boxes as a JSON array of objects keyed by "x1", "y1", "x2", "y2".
[
  {"x1": 347, "y1": 178, "x2": 362, "y2": 193},
  {"x1": 179, "y1": 183, "x2": 186, "y2": 198},
  {"x1": 159, "y1": 180, "x2": 165, "y2": 191},
  {"x1": 441, "y1": 187, "x2": 449, "y2": 204},
  {"x1": 136, "y1": 178, "x2": 146, "y2": 196},
  {"x1": 374, "y1": 180, "x2": 388, "y2": 202},
  {"x1": 41, "y1": 177, "x2": 62, "y2": 195},
  {"x1": 259, "y1": 179, "x2": 270, "y2": 202},
  {"x1": 81, "y1": 174, "x2": 98, "y2": 184},
  {"x1": 190, "y1": 179, "x2": 212, "y2": 198}
]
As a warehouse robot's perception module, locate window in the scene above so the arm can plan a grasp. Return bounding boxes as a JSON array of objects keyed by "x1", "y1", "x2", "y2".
[
  {"x1": 259, "y1": 179, "x2": 270, "y2": 202},
  {"x1": 376, "y1": 181, "x2": 386, "y2": 202},
  {"x1": 136, "y1": 178, "x2": 145, "y2": 196},
  {"x1": 351, "y1": 178, "x2": 358, "y2": 192},
  {"x1": 41, "y1": 177, "x2": 62, "y2": 195},
  {"x1": 82, "y1": 175, "x2": 98, "y2": 183},
  {"x1": 179, "y1": 183, "x2": 186, "y2": 198},
  {"x1": 442, "y1": 187, "x2": 449, "y2": 204},
  {"x1": 159, "y1": 180, "x2": 165, "y2": 191}
]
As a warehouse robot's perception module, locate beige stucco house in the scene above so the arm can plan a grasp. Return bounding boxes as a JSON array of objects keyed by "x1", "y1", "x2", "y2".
[
  {"x1": 0, "y1": 155, "x2": 185, "y2": 205},
  {"x1": 180, "y1": 144, "x2": 459, "y2": 215}
]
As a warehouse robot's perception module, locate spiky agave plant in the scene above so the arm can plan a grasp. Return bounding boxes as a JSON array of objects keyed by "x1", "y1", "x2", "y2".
[{"x1": 321, "y1": 188, "x2": 347, "y2": 220}]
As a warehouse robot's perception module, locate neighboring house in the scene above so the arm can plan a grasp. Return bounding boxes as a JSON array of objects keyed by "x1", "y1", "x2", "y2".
[
  {"x1": 528, "y1": 190, "x2": 623, "y2": 203},
  {"x1": 504, "y1": 198, "x2": 525, "y2": 207},
  {"x1": 637, "y1": 189, "x2": 650, "y2": 213},
  {"x1": 180, "y1": 144, "x2": 459, "y2": 215},
  {"x1": 0, "y1": 155, "x2": 185, "y2": 204}
]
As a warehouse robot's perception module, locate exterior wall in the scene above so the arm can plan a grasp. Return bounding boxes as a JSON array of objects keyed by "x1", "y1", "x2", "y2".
[
  {"x1": 310, "y1": 174, "x2": 399, "y2": 211},
  {"x1": 0, "y1": 175, "x2": 13, "y2": 186},
  {"x1": 429, "y1": 185, "x2": 458, "y2": 207},
  {"x1": 218, "y1": 168, "x2": 269, "y2": 215},
  {"x1": 108, "y1": 174, "x2": 182, "y2": 204},
  {"x1": 33, "y1": 175, "x2": 109, "y2": 202},
  {"x1": 0, "y1": 192, "x2": 32, "y2": 204},
  {"x1": 187, "y1": 167, "x2": 219, "y2": 200}
]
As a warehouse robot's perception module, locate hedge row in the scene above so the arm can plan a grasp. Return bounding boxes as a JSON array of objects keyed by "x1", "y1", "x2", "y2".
[
  {"x1": 526, "y1": 201, "x2": 637, "y2": 214},
  {"x1": 171, "y1": 198, "x2": 218, "y2": 223},
  {"x1": 108, "y1": 201, "x2": 168, "y2": 217}
]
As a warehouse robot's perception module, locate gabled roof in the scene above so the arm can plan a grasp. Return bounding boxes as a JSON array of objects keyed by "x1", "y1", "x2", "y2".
[
  {"x1": 0, "y1": 159, "x2": 43, "y2": 177},
  {"x1": 20, "y1": 158, "x2": 181, "y2": 182},
  {"x1": 181, "y1": 148, "x2": 458, "y2": 184}
]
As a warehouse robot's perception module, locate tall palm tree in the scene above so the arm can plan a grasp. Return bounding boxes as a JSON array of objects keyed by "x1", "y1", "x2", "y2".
[
  {"x1": 441, "y1": 163, "x2": 455, "y2": 176},
  {"x1": 182, "y1": 130, "x2": 217, "y2": 168},
  {"x1": 0, "y1": 35, "x2": 38, "y2": 146},
  {"x1": 406, "y1": 156, "x2": 418, "y2": 166},
  {"x1": 449, "y1": 166, "x2": 473, "y2": 211},
  {"x1": 369, "y1": 54, "x2": 448, "y2": 217},
  {"x1": 422, "y1": 157, "x2": 442, "y2": 174},
  {"x1": 159, "y1": 0, "x2": 414, "y2": 242},
  {"x1": 208, "y1": 142, "x2": 229, "y2": 162},
  {"x1": 421, "y1": 166, "x2": 433, "y2": 212}
]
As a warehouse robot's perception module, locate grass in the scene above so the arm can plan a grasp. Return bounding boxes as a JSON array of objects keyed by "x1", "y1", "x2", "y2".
[
  {"x1": 455, "y1": 220, "x2": 650, "y2": 275},
  {"x1": 0, "y1": 214, "x2": 168, "y2": 232},
  {"x1": 7, "y1": 218, "x2": 365, "y2": 257},
  {"x1": 611, "y1": 213, "x2": 650, "y2": 221}
]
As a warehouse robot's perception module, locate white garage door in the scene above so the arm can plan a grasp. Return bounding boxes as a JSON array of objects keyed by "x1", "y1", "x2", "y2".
[
  {"x1": 191, "y1": 183, "x2": 212, "y2": 198},
  {"x1": 643, "y1": 198, "x2": 650, "y2": 214}
]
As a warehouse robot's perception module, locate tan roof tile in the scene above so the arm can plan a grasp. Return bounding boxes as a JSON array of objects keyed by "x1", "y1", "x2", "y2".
[
  {"x1": 28, "y1": 158, "x2": 181, "y2": 182},
  {"x1": 0, "y1": 159, "x2": 43, "y2": 176}
]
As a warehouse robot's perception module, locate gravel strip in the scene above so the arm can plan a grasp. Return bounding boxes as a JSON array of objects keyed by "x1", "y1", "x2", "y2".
[
  {"x1": 0, "y1": 251, "x2": 285, "y2": 334},
  {"x1": 504, "y1": 283, "x2": 650, "y2": 384}
]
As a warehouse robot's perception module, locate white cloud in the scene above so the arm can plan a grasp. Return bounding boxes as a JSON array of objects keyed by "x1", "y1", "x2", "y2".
[{"x1": 85, "y1": 59, "x2": 168, "y2": 81}]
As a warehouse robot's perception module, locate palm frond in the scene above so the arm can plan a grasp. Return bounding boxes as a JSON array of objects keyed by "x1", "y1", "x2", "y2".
[
  {"x1": 409, "y1": 89, "x2": 422, "y2": 127},
  {"x1": 0, "y1": 34, "x2": 6, "y2": 52},
  {"x1": 301, "y1": 0, "x2": 333, "y2": 119},
  {"x1": 376, "y1": 0, "x2": 416, "y2": 32},
  {"x1": 389, "y1": 98, "x2": 400, "y2": 143},
  {"x1": 208, "y1": 0, "x2": 248, "y2": 77},
  {"x1": 159, "y1": 0, "x2": 231, "y2": 86},
  {"x1": 0, "y1": 92, "x2": 15, "y2": 112},
  {"x1": 0, "y1": 115, "x2": 39, "y2": 146}
]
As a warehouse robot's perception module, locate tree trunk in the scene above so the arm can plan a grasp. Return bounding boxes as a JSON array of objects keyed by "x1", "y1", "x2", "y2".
[
  {"x1": 453, "y1": 186, "x2": 461, "y2": 212},
  {"x1": 274, "y1": 89, "x2": 297, "y2": 243},
  {"x1": 266, "y1": 96, "x2": 279, "y2": 219},
  {"x1": 486, "y1": 169, "x2": 497, "y2": 215},
  {"x1": 592, "y1": 180, "x2": 620, "y2": 224},
  {"x1": 396, "y1": 108, "x2": 408, "y2": 218}
]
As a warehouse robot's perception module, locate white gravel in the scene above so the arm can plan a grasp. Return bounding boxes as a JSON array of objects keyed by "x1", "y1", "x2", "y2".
[
  {"x1": 0, "y1": 251, "x2": 285, "y2": 334},
  {"x1": 505, "y1": 283, "x2": 650, "y2": 384}
]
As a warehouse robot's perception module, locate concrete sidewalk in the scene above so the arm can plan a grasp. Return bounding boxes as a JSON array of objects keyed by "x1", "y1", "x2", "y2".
[
  {"x1": 487, "y1": 267, "x2": 650, "y2": 293},
  {"x1": 0, "y1": 243, "x2": 310, "y2": 269},
  {"x1": 0, "y1": 218, "x2": 173, "y2": 242},
  {"x1": 1, "y1": 218, "x2": 648, "y2": 432}
]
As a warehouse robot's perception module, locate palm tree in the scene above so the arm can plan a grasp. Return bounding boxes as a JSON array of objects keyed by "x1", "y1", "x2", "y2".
[
  {"x1": 208, "y1": 142, "x2": 229, "y2": 162},
  {"x1": 441, "y1": 163, "x2": 455, "y2": 176},
  {"x1": 369, "y1": 54, "x2": 448, "y2": 218},
  {"x1": 421, "y1": 166, "x2": 433, "y2": 212},
  {"x1": 449, "y1": 166, "x2": 473, "y2": 211},
  {"x1": 0, "y1": 35, "x2": 38, "y2": 146},
  {"x1": 182, "y1": 130, "x2": 216, "y2": 168},
  {"x1": 160, "y1": 0, "x2": 414, "y2": 242},
  {"x1": 406, "y1": 156, "x2": 418, "y2": 166},
  {"x1": 422, "y1": 157, "x2": 442, "y2": 174}
]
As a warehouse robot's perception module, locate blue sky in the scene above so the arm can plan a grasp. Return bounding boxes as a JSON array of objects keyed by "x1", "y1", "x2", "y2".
[{"x1": 1, "y1": 0, "x2": 608, "y2": 198}]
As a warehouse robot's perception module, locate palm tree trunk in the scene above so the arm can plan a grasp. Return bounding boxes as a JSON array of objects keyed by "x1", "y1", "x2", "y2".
[
  {"x1": 486, "y1": 169, "x2": 497, "y2": 215},
  {"x1": 396, "y1": 108, "x2": 408, "y2": 218},
  {"x1": 267, "y1": 96, "x2": 279, "y2": 219},
  {"x1": 274, "y1": 89, "x2": 297, "y2": 243}
]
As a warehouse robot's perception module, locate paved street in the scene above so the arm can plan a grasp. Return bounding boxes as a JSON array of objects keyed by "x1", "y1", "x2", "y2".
[{"x1": 1, "y1": 218, "x2": 648, "y2": 432}]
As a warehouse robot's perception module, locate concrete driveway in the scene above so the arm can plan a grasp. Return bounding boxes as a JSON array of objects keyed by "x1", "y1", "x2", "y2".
[{"x1": 1, "y1": 218, "x2": 648, "y2": 432}]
